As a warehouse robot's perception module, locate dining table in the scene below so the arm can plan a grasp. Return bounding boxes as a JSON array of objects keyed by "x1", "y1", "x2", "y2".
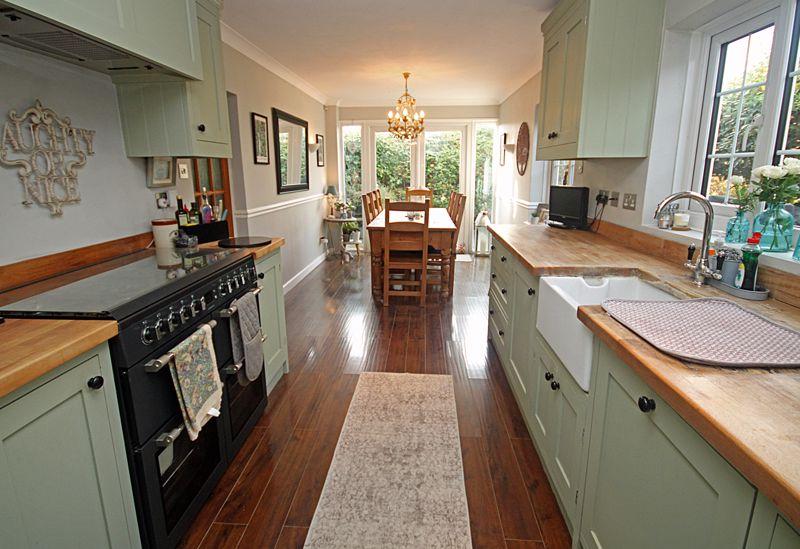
[{"x1": 366, "y1": 207, "x2": 457, "y2": 298}]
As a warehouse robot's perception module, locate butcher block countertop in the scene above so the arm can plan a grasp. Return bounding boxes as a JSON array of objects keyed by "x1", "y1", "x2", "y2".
[
  {"x1": 489, "y1": 223, "x2": 800, "y2": 528},
  {"x1": 0, "y1": 237, "x2": 285, "y2": 400}
]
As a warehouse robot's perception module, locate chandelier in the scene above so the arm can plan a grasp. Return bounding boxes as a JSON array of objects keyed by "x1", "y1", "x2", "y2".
[{"x1": 387, "y1": 72, "x2": 425, "y2": 142}]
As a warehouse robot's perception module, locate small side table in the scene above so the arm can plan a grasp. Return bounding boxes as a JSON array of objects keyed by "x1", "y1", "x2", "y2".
[{"x1": 324, "y1": 217, "x2": 360, "y2": 261}]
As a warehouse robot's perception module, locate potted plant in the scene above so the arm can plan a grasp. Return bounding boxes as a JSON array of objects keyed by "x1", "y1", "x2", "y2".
[
  {"x1": 341, "y1": 221, "x2": 360, "y2": 243},
  {"x1": 725, "y1": 177, "x2": 757, "y2": 244},
  {"x1": 334, "y1": 201, "x2": 350, "y2": 219},
  {"x1": 750, "y1": 159, "x2": 800, "y2": 252}
]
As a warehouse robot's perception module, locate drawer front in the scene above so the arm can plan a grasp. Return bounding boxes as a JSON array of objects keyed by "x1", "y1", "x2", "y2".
[
  {"x1": 490, "y1": 241, "x2": 513, "y2": 278},
  {"x1": 490, "y1": 268, "x2": 513, "y2": 315},
  {"x1": 488, "y1": 294, "x2": 510, "y2": 361}
]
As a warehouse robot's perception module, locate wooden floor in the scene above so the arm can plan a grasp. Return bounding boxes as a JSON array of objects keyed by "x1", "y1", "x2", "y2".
[{"x1": 181, "y1": 256, "x2": 571, "y2": 549}]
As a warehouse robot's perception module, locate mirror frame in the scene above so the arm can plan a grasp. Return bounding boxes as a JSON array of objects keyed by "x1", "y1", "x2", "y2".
[{"x1": 272, "y1": 108, "x2": 310, "y2": 194}]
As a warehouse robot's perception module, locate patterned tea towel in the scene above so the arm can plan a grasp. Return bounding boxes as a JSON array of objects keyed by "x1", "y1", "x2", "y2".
[
  {"x1": 168, "y1": 323, "x2": 223, "y2": 440},
  {"x1": 229, "y1": 291, "x2": 264, "y2": 386}
]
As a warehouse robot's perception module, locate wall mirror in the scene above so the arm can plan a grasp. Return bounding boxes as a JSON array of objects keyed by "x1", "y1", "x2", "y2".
[{"x1": 272, "y1": 108, "x2": 309, "y2": 193}]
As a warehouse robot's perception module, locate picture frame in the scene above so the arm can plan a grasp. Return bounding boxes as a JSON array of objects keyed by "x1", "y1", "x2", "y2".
[
  {"x1": 316, "y1": 133, "x2": 325, "y2": 167},
  {"x1": 147, "y1": 157, "x2": 174, "y2": 188},
  {"x1": 499, "y1": 133, "x2": 507, "y2": 166},
  {"x1": 251, "y1": 112, "x2": 270, "y2": 164}
]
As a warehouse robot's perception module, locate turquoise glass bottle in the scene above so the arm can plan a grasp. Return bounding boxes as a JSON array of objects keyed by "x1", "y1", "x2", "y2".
[
  {"x1": 725, "y1": 210, "x2": 750, "y2": 244},
  {"x1": 753, "y1": 203, "x2": 794, "y2": 252}
]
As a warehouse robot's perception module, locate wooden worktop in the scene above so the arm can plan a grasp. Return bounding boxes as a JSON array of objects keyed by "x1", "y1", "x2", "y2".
[
  {"x1": 0, "y1": 319, "x2": 118, "y2": 399},
  {"x1": 0, "y1": 237, "x2": 285, "y2": 400},
  {"x1": 489, "y1": 222, "x2": 800, "y2": 528}
]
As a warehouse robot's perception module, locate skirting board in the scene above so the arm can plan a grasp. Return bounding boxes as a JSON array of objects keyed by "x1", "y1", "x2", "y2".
[{"x1": 283, "y1": 252, "x2": 326, "y2": 294}]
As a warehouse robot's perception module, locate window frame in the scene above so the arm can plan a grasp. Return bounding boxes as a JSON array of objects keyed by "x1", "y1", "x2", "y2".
[{"x1": 773, "y1": 0, "x2": 800, "y2": 163}]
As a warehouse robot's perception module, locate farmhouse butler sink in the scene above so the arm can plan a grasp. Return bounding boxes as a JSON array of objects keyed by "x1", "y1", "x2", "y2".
[{"x1": 536, "y1": 276, "x2": 677, "y2": 391}]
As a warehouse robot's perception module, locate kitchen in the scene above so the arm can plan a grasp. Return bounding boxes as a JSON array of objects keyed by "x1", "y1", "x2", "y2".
[{"x1": 0, "y1": 0, "x2": 799, "y2": 548}]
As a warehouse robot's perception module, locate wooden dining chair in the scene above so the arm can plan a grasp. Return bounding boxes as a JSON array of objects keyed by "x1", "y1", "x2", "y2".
[
  {"x1": 382, "y1": 199, "x2": 430, "y2": 307},
  {"x1": 374, "y1": 189, "x2": 383, "y2": 213},
  {"x1": 405, "y1": 187, "x2": 433, "y2": 202},
  {"x1": 428, "y1": 193, "x2": 466, "y2": 296},
  {"x1": 362, "y1": 192, "x2": 376, "y2": 224},
  {"x1": 446, "y1": 191, "x2": 458, "y2": 218}
]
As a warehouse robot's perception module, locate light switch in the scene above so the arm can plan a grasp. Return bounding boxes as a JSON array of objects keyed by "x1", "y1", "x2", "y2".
[{"x1": 623, "y1": 193, "x2": 637, "y2": 210}]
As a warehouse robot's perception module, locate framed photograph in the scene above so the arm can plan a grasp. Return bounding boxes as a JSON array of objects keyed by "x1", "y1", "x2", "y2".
[
  {"x1": 147, "y1": 157, "x2": 174, "y2": 188},
  {"x1": 176, "y1": 159, "x2": 190, "y2": 180},
  {"x1": 316, "y1": 134, "x2": 325, "y2": 167},
  {"x1": 499, "y1": 133, "x2": 507, "y2": 166},
  {"x1": 251, "y1": 112, "x2": 270, "y2": 164}
]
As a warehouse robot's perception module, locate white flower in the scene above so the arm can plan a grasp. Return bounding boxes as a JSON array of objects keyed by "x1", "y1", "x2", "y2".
[
  {"x1": 783, "y1": 157, "x2": 800, "y2": 174},
  {"x1": 729, "y1": 175, "x2": 745, "y2": 185},
  {"x1": 752, "y1": 164, "x2": 787, "y2": 181}
]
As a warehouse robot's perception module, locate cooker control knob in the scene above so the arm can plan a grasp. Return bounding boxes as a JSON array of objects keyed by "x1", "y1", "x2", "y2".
[
  {"x1": 141, "y1": 325, "x2": 157, "y2": 345},
  {"x1": 180, "y1": 305, "x2": 192, "y2": 322},
  {"x1": 239, "y1": 273, "x2": 247, "y2": 286},
  {"x1": 191, "y1": 298, "x2": 204, "y2": 315},
  {"x1": 155, "y1": 319, "x2": 169, "y2": 339},
  {"x1": 218, "y1": 282, "x2": 228, "y2": 297},
  {"x1": 168, "y1": 310, "x2": 182, "y2": 330}
]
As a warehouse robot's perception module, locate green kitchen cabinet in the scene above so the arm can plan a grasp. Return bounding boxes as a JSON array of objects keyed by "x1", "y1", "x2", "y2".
[
  {"x1": 255, "y1": 249, "x2": 289, "y2": 393},
  {"x1": 488, "y1": 242, "x2": 515, "y2": 367},
  {"x1": 114, "y1": 0, "x2": 232, "y2": 158},
  {"x1": 746, "y1": 493, "x2": 800, "y2": 549},
  {"x1": 0, "y1": 345, "x2": 140, "y2": 548},
  {"x1": 5, "y1": 0, "x2": 202, "y2": 79},
  {"x1": 537, "y1": 0, "x2": 665, "y2": 160},
  {"x1": 580, "y1": 342, "x2": 756, "y2": 549},
  {"x1": 506, "y1": 266, "x2": 538, "y2": 408}
]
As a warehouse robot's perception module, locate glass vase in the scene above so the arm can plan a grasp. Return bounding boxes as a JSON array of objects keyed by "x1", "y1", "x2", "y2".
[
  {"x1": 725, "y1": 210, "x2": 750, "y2": 244},
  {"x1": 753, "y1": 203, "x2": 795, "y2": 252},
  {"x1": 794, "y1": 237, "x2": 800, "y2": 262}
]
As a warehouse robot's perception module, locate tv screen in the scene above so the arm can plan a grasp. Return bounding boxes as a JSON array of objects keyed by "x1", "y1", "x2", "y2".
[{"x1": 549, "y1": 186, "x2": 589, "y2": 229}]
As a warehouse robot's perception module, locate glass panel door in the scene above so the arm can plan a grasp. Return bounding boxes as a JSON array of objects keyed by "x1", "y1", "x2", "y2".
[
  {"x1": 474, "y1": 123, "x2": 496, "y2": 225},
  {"x1": 374, "y1": 131, "x2": 413, "y2": 201},
  {"x1": 424, "y1": 130, "x2": 463, "y2": 208},
  {"x1": 342, "y1": 125, "x2": 363, "y2": 215}
]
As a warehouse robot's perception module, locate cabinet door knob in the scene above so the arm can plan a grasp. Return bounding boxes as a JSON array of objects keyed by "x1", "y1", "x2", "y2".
[
  {"x1": 638, "y1": 396, "x2": 656, "y2": 413},
  {"x1": 501, "y1": 256, "x2": 507, "y2": 262},
  {"x1": 198, "y1": 123, "x2": 206, "y2": 132},
  {"x1": 501, "y1": 288, "x2": 507, "y2": 295},
  {"x1": 87, "y1": 376, "x2": 104, "y2": 390},
  {"x1": 490, "y1": 245, "x2": 496, "y2": 251},
  {"x1": 544, "y1": 371, "x2": 554, "y2": 381},
  {"x1": 528, "y1": 287, "x2": 535, "y2": 296},
  {"x1": 550, "y1": 380, "x2": 560, "y2": 391},
  {"x1": 491, "y1": 273, "x2": 497, "y2": 279},
  {"x1": 489, "y1": 309, "x2": 495, "y2": 315},
  {"x1": 498, "y1": 330, "x2": 505, "y2": 337},
  {"x1": 258, "y1": 272, "x2": 265, "y2": 279}
]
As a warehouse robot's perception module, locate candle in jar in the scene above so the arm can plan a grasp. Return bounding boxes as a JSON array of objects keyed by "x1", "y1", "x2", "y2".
[{"x1": 673, "y1": 212, "x2": 690, "y2": 228}]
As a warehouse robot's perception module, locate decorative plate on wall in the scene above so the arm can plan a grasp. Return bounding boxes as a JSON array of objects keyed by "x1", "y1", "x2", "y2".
[{"x1": 516, "y1": 122, "x2": 530, "y2": 176}]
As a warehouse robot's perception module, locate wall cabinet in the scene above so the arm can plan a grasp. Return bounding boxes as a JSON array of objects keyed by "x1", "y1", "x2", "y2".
[
  {"x1": 255, "y1": 249, "x2": 289, "y2": 394},
  {"x1": 5, "y1": 0, "x2": 202, "y2": 79},
  {"x1": 114, "y1": 0, "x2": 232, "y2": 158},
  {"x1": 0, "y1": 346, "x2": 140, "y2": 548},
  {"x1": 580, "y1": 342, "x2": 756, "y2": 549},
  {"x1": 537, "y1": 0, "x2": 665, "y2": 160}
]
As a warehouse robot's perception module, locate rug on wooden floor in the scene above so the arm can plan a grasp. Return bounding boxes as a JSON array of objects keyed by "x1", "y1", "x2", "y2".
[{"x1": 304, "y1": 373, "x2": 472, "y2": 548}]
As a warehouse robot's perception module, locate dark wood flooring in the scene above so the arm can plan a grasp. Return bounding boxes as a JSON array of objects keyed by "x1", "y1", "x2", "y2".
[{"x1": 181, "y1": 255, "x2": 571, "y2": 549}]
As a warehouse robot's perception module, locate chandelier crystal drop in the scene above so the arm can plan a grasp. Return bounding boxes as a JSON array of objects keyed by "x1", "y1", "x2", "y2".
[{"x1": 387, "y1": 72, "x2": 425, "y2": 142}]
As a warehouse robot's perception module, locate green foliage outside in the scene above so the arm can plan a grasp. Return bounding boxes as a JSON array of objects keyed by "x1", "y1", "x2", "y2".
[
  {"x1": 343, "y1": 128, "x2": 362, "y2": 214},
  {"x1": 375, "y1": 133, "x2": 412, "y2": 201},
  {"x1": 424, "y1": 131, "x2": 461, "y2": 208},
  {"x1": 474, "y1": 126, "x2": 495, "y2": 218}
]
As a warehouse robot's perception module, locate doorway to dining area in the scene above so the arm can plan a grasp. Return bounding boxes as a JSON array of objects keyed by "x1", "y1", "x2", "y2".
[{"x1": 341, "y1": 121, "x2": 497, "y2": 254}]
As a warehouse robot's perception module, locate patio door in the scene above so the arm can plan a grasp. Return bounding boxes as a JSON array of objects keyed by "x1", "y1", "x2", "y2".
[{"x1": 364, "y1": 126, "x2": 420, "y2": 202}]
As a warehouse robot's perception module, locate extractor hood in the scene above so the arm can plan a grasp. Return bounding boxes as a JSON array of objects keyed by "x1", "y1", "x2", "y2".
[{"x1": 0, "y1": 5, "x2": 166, "y2": 75}]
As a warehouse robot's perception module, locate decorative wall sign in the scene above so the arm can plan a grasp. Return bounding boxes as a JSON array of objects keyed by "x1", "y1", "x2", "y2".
[
  {"x1": 516, "y1": 122, "x2": 530, "y2": 176},
  {"x1": 251, "y1": 112, "x2": 270, "y2": 165},
  {"x1": 316, "y1": 133, "x2": 325, "y2": 167},
  {"x1": 1, "y1": 100, "x2": 95, "y2": 215}
]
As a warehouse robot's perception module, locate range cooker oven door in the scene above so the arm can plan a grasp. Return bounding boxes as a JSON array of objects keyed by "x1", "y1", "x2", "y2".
[
  {"x1": 212, "y1": 285, "x2": 268, "y2": 459},
  {"x1": 135, "y1": 414, "x2": 226, "y2": 548}
]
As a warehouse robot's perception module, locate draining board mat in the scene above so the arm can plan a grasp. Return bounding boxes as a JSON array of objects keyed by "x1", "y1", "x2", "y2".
[{"x1": 601, "y1": 298, "x2": 800, "y2": 368}]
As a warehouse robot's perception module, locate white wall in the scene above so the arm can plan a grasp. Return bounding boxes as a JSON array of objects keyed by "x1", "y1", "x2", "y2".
[
  {"x1": 496, "y1": 73, "x2": 546, "y2": 224},
  {"x1": 0, "y1": 44, "x2": 158, "y2": 265},
  {"x1": 223, "y1": 44, "x2": 328, "y2": 285}
]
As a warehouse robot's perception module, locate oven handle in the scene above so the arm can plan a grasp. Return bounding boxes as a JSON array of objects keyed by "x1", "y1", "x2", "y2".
[
  {"x1": 144, "y1": 319, "x2": 218, "y2": 373},
  {"x1": 223, "y1": 362, "x2": 243, "y2": 375},
  {"x1": 216, "y1": 286, "x2": 263, "y2": 318},
  {"x1": 155, "y1": 424, "x2": 184, "y2": 447}
]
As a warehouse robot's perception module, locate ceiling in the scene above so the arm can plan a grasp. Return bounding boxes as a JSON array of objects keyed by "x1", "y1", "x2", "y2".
[{"x1": 221, "y1": 0, "x2": 556, "y2": 107}]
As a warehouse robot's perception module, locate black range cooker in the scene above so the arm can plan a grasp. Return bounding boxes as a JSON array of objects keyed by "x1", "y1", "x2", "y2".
[{"x1": 0, "y1": 247, "x2": 268, "y2": 548}]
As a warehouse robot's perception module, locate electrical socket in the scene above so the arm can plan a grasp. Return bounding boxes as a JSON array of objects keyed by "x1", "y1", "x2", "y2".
[
  {"x1": 596, "y1": 189, "x2": 609, "y2": 205},
  {"x1": 622, "y1": 193, "x2": 637, "y2": 210},
  {"x1": 609, "y1": 191, "x2": 620, "y2": 207}
]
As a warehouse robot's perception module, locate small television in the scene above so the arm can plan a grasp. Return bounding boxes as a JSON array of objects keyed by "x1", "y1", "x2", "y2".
[{"x1": 548, "y1": 186, "x2": 590, "y2": 229}]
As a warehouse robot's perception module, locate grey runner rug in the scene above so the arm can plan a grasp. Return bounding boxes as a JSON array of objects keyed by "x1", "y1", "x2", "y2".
[{"x1": 304, "y1": 373, "x2": 472, "y2": 548}]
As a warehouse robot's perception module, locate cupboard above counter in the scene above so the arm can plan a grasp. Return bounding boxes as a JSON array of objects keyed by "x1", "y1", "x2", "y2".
[{"x1": 536, "y1": 0, "x2": 665, "y2": 160}]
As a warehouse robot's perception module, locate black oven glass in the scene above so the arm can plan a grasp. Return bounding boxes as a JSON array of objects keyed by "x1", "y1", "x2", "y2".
[{"x1": 224, "y1": 365, "x2": 266, "y2": 440}]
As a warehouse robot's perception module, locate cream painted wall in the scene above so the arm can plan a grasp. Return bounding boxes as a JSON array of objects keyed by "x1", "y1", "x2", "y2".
[
  {"x1": 496, "y1": 73, "x2": 547, "y2": 224},
  {"x1": 338, "y1": 105, "x2": 499, "y2": 122},
  {"x1": 223, "y1": 44, "x2": 328, "y2": 285}
]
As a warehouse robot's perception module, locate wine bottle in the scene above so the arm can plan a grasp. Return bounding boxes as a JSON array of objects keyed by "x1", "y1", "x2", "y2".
[
  {"x1": 200, "y1": 187, "x2": 213, "y2": 224},
  {"x1": 188, "y1": 202, "x2": 201, "y2": 226},
  {"x1": 175, "y1": 195, "x2": 189, "y2": 227}
]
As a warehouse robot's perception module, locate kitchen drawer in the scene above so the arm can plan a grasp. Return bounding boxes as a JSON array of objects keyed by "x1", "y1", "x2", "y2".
[
  {"x1": 490, "y1": 267, "x2": 513, "y2": 317},
  {"x1": 488, "y1": 294, "x2": 510, "y2": 362},
  {"x1": 490, "y1": 241, "x2": 514, "y2": 279}
]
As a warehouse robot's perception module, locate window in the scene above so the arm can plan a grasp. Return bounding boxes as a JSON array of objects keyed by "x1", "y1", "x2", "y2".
[
  {"x1": 424, "y1": 130, "x2": 463, "y2": 208},
  {"x1": 374, "y1": 131, "x2": 413, "y2": 201},
  {"x1": 550, "y1": 160, "x2": 575, "y2": 187},
  {"x1": 775, "y1": 2, "x2": 800, "y2": 224},
  {"x1": 473, "y1": 122, "x2": 495, "y2": 220},
  {"x1": 342, "y1": 125, "x2": 362, "y2": 214},
  {"x1": 701, "y1": 24, "x2": 775, "y2": 203}
]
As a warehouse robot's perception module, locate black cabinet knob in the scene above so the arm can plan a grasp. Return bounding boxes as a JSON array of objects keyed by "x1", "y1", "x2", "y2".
[
  {"x1": 544, "y1": 371, "x2": 554, "y2": 381},
  {"x1": 550, "y1": 380, "x2": 560, "y2": 391},
  {"x1": 501, "y1": 288, "x2": 507, "y2": 294},
  {"x1": 638, "y1": 396, "x2": 656, "y2": 413},
  {"x1": 498, "y1": 330, "x2": 505, "y2": 336},
  {"x1": 491, "y1": 273, "x2": 497, "y2": 279},
  {"x1": 198, "y1": 123, "x2": 206, "y2": 132},
  {"x1": 87, "y1": 376, "x2": 104, "y2": 390},
  {"x1": 490, "y1": 245, "x2": 496, "y2": 250},
  {"x1": 258, "y1": 272, "x2": 265, "y2": 279},
  {"x1": 489, "y1": 309, "x2": 495, "y2": 315},
  {"x1": 528, "y1": 288, "x2": 535, "y2": 296},
  {"x1": 501, "y1": 256, "x2": 507, "y2": 262}
]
